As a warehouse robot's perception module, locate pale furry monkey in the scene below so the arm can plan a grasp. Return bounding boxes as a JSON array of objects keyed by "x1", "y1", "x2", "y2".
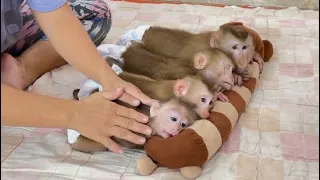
[{"x1": 70, "y1": 97, "x2": 197, "y2": 153}]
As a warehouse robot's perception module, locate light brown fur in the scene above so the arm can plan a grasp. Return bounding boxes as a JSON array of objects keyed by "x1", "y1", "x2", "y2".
[
  {"x1": 122, "y1": 42, "x2": 235, "y2": 91},
  {"x1": 119, "y1": 72, "x2": 215, "y2": 119},
  {"x1": 142, "y1": 25, "x2": 257, "y2": 85}
]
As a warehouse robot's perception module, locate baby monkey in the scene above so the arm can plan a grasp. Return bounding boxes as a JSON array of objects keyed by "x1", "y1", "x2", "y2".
[
  {"x1": 141, "y1": 23, "x2": 261, "y2": 85},
  {"x1": 119, "y1": 72, "x2": 215, "y2": 119},
  {"x1": 122, "y1": 42, "x2": 234, "y2": 100},
  {"x1": 70, "y1": 97, "x2": 197, "y2": 153}
]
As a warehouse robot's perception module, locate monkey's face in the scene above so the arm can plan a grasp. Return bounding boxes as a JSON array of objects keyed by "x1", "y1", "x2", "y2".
[
  {"x1": 203, "y1": 57, "x2": 235, "y2": 91},
  {"x1": 217, "y1": 33, "x2": 254, "y2": 73},
  {"x1": 185, "y1": 82, "x2": 214, "y2": 119},
  {"x1": 194, "y1": 95, "x2": 214, "y2": 119},
  {"x1": 152, "y1": 103, "x2": 191, "y2": 138}
]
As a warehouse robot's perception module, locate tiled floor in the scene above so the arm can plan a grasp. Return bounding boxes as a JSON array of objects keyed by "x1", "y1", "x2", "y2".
[
  {"x1": 111, "y1": 0, "x2": 319, "y2": 10},
  {"x1": 1, "y1": 1, "x2": 319, "y2": 180}
]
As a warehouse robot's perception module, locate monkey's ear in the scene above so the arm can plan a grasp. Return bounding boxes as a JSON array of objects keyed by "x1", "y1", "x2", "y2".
[
  {"x1": 209, "y1": 32, "x2": 221, "y2": 48},
  {"x1": 194, "y1": 53, "x2": 208, "y2": 70},
  {"x1": 174, "y1": 79, "x2": 189, "y2": 97},
  {"x1": 150, "y1": 102, "x2": 161, "y2": 117}
]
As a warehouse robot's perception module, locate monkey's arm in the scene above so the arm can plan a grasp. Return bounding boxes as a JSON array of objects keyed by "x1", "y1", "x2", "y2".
[{"x1": 253, "y1": 52, "x2": 264, "y2": 73}]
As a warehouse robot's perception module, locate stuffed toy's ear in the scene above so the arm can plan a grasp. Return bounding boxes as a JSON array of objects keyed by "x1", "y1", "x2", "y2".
[{"x1": 262, "y1": 40, "x2": 273, "y2": 62}]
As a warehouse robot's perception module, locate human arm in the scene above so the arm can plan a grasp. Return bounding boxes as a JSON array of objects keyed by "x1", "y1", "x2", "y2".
[
  {"x1": 29, "y1": 1, "x2": 155, "y2": 106},
  {"x1": 1, "y1": 83, "x2": 73, "y2": 128},
  {"x1": 1, "y1": 83, "x2": 152, "y2": 153}
]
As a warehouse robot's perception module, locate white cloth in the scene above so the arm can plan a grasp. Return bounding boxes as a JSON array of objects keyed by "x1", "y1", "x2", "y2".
[{"x1": 116, "y1": 25, "x2": 151, "y2": 46}]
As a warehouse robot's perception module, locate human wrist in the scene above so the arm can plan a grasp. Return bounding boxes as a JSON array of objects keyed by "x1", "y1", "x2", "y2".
[
  {"x1": 97, "y1": 65, "x2": 121, "y2": 88},
  {"x1": 65, "y1": 100, "x2": 84, "y2": 130}
]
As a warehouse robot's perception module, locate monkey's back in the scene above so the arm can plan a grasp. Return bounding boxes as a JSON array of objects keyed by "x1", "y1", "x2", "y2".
[
  {"x1": 122, "y1": 43, "x2": 197, "y2": 80},
  {"x1": 119, "y1": 72, "x2": 174, "y2": 101},
  {"x1": 142, "y1": 26, "x2": 211, "y2": 59}
]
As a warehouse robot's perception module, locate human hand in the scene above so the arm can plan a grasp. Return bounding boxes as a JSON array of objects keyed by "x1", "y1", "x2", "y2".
[
  {"x1": 101, "y1": 75, "x2": 158, "y2": 107},
  {"x1": 69, "y1": 87, "x2": 152, "y2": 153}
]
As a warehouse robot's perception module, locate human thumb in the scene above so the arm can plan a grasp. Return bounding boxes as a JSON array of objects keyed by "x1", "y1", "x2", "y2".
[{"x1": 101, "y1": 87, "x2": 124, "y2": 100}]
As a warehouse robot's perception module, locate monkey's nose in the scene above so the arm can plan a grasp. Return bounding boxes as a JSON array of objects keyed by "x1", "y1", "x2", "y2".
[
  {"x1": 202, "y1": 112, "x2": 210, "y2": 119},
  {"x1": 172, "y1": 125, "x2": 179, "y2": 132}
]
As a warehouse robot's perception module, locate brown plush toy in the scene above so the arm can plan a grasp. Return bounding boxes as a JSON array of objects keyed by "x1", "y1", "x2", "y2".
[{"x1": 135, "y1": 23, "x2": 274, "y2": 179}]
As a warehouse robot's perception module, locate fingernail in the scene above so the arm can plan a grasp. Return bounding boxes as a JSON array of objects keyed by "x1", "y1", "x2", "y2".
[
  {"x1": 118, "y1": 148, "x2": 124, "y2": 154},
  {"x1": 143, "y1": 116, "x2": 149, "y2": 123},
  {"x1": 140, "y1": 137, "x2": 146, "y2": 144},
  {"x1": 133, "y1": 100, "x2": 140, "y2": 106},
  {"x1": 146, "y1": 128, "x2": 152, "y2": 135},
  {"x1": 116, "y1": 88, "x2": 122, "y2": 92}
]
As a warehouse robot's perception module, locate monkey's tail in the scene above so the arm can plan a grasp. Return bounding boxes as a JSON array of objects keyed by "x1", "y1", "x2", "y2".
[
  {"x1": 263, "y1": 40, "x2": 273, "y2": 62},
  {"x1": 73, "y1": 89, "x2": 80, "y2": 100}
]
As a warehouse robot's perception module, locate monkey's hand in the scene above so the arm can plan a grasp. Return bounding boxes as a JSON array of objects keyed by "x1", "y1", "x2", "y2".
[
  {"x1": 253, "y1": 52, "x2": 264, "y2": 73},
  {"x1": 214, "y1": 84, "x2": 225, "y2": 92},
  {"x1": 233, "y1": 73, "x2": 243, "y2": 86},
  {"x1": 216, "y1": 92, "x2": 229, "y2": 102},
  {"x1": 239, "y1": 69, "x2": 251, "y2": 81}
]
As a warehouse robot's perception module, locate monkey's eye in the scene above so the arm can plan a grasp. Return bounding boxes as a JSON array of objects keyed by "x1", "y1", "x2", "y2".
[
  {"x1": 232, "y1": 45, "x2": 237, "y2": 50},
  {"x1": 201, "y1": 98, "x2": 206, "y2": 103},
  {"x1": 209, "y1": 101, "x2": 213, "y2": 105},
  {"x1": 242, "y1": 45, "x2": 248, "y2": 50},
  {"x1": 180, "y1": 122, "x2": 186, "y2": 128},
  {"x1": 170, "y1": 117, "x2": 177, "y2": 122}
]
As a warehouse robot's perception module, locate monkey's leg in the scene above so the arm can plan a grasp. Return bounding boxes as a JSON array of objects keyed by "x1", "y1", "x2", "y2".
[{"x1": 70, "y1": 135, "x2": 107, "y2": 153}]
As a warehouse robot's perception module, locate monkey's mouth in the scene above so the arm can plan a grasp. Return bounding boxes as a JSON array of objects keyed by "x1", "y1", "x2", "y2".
[
  {"x1": 163, "y1": 130, "x2": 177, "y2": 138},
  {"x1": 161, "y1": 131, "x2": 172, "y2": 138}
]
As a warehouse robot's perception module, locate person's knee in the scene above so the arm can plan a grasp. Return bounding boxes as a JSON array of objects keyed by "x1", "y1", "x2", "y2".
[
  {"x1": 70, "y1": 0, "x2": 112, "y2": 21},
  {"x1": 69, "y1": 0, "x2": 112, "y2": 46}
]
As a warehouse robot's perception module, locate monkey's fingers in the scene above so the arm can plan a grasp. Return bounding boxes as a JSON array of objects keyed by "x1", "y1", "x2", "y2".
[
  {"x1": 97, "y1": 135, "x2": 123, "y2": 154},
  {"x1": 216, "y1": 92, "x2": 229, "y2": 102},
  {"x1": 215, "y1": 85, "x2": 223, "y2": 92},
  {"x1": 109, "y1": 126, "x2": 147, "y2": 145},
  {"x1": 253, "y1": 59, "x2": 263, "y2": 73},
  {"x1": 233, "y1": 74, "x2": 243, "y2": 86},
  {"x1": 253, "y1": 52, "x2": 264, "y2": 73},
  {"x1": 259, "y1": 60, "x2": 264, "y2": 73}
]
